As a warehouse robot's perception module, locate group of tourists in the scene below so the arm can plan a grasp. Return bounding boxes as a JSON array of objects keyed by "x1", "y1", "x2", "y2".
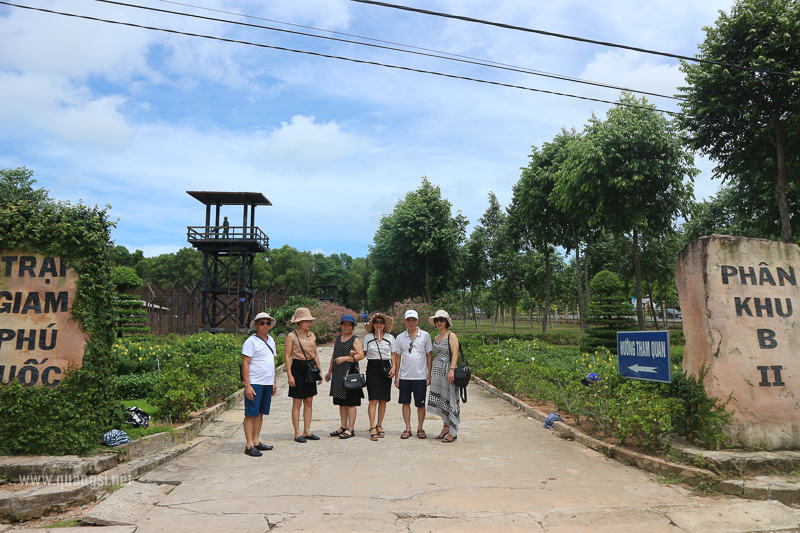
[{"x1": 241, "y1": 307, "x2": 463, "y2": 457}]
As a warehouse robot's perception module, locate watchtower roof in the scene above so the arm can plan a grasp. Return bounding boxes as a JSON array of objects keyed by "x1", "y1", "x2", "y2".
[{"x1": 187, "y1": 191, "x2": 272, "y2": 206}]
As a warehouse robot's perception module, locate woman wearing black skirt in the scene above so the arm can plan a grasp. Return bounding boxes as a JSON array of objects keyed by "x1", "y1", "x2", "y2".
[
  {"x1": 362, "y1": 312, "x2": 397, "y2": 440},
  {"x1": 284, "y1": 307, "x2": 323, "y2": 443},
  {"x1": 325, "y1": 315, "x2": 365, "y2": 439}
]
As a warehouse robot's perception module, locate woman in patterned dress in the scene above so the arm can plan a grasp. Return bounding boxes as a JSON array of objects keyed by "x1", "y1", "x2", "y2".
[
  {"x1": 325, "y1": 315, "x2": 365, "y2": 439},
  {"x1": 426, "y1": 310, "x2": 461, "y2": 443}
]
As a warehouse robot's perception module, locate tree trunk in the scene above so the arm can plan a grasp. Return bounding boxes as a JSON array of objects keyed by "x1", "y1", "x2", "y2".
[
  {"x1": 512, "y1": 300, "x2": 517, "y2": 334},
  {"x1": 632, "y1": 227, "x2": 645, "y2": 330},
  {"x1": 471, "y1": 287, "x2": 479, "y2": 330},
  {"x1": 583, "y1": 242, "x2": 591, "y2": 319},
  {"x1": 774, "y1": 118, "x2": 793, "y2": 243},
  {"x1": 543, "y1": 246, "x2": 551, "y2": 335},
  {"x1": 644, "y1": 272, "x2": 659, "y2": 328},
  {"x1": 572, "y1": 223, "x2": 585, "y2": 330},
  {"x1": 424, "y1": 254, "x2": 432, "y2": 304},
  {"x1": 493, "y1": 297, "x2": 499, "y2": 332},
  {"x1": 462, "y1": 288, "x2": 466, "y2": 329}
]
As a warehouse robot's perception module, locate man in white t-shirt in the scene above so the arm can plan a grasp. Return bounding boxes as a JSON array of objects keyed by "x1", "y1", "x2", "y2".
[
  {"x1": 242, "y1": 312, "x2": 278, "y2": 457},
  {"x1": 394, "y1": 310, "x2": 433, "y2": 439}
]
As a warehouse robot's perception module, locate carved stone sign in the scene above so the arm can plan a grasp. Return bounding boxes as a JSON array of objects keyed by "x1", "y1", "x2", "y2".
[
  {"x1": 0, "y1": 249, "x2": 88, "y2": 388},
  {"x1": 676, "y1": 235, "x2": 800, "y2": 449}
]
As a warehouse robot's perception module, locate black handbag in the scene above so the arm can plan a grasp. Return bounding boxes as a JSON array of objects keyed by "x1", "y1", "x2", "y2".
[
  {"x1": 295, "y1": 331, "x2": 322, "y2": 383},
  {"x1": 448, "y1": 333, "x2": 470, "y2": 403},
  {"x1": 344, "y1": 360, "x2": 366, "y2": 390}
]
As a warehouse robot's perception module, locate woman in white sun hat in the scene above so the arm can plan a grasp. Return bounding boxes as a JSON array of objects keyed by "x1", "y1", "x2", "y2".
[
  {"x1": 284, "y1": 307, "x2": 323, "y2": 443},
  {"x1": 426, "y1": 310, "x2": 461, "y2": 443},
  {"x1": 241, "y1": 312, "x2": 278, "y2": 457}
]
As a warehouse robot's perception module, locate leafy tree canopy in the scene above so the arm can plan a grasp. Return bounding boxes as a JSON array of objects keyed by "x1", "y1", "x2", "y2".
[
  {"x1": 677, "y1": 0, "x2": 800, "y2": 242},
  {"x1": 0, "y1": 166, "x2": 51, "y2": 208}
]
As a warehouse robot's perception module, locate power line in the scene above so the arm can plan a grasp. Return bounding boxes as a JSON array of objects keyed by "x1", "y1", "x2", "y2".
[
  {"x1": 1, "y1": 1, "x2": 693, "y2": 117},
  {"x1": 347, "y1": 0, "x2": 794, "y2": 77},
  {"x1": 90, "y1": 0, "x2": 684, "y2": 103},
  {"x1": 149, "y1": 0, "x2": 660, "y2": 93}
]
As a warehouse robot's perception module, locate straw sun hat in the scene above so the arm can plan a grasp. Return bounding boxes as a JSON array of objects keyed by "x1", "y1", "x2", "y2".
[
  {"x1": 428, "y1": 310, "x2": 452, "y2": 328},
  {"x1": 365, "y1": 312, "x2": 393, "y2": 333},
  {"x1": 291, "y1": 307, "x2": 317, "y2": 323}
]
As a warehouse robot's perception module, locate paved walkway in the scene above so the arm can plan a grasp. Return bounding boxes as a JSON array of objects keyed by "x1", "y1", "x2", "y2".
[{"x1": 130, "y1": 338, "x2": 800, "y2": 532}]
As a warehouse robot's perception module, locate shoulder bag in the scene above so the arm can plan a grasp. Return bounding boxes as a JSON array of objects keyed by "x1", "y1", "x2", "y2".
[
  {"x1": 447, "y1": 333, "x2": 471, "y2": 403},
  {"x1": 295, "y1": 331, "x2": 322, "y2": 383},
  {"x1": 370, "y1": 335, "x2": 393, "y2": 378}
]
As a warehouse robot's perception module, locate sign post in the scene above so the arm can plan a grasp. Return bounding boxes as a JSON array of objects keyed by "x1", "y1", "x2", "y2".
[{"x1": 616, "y1": 330, "x2": 671, "y2": 384}]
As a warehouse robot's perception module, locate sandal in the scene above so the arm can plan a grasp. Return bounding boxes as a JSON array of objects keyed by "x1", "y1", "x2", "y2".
[
  {"x1": 330, "y1": 427, "x2": 346, "y2": 437},
  {"x1": 435, "y1": 426, "x2": 449, "y2": 440},
  {"x1": 400, "y1": 429, "x2": 412, "y2": 439},
  {"x1": 369, "y1": 427, "x2": 379, "y2": 441},
  {"x1": 339, "y1": 429, "x2": 354, "y2": 439},
  {"x1": 441, "y1": 434, "x2": 457, "y2": 443},
  {"x1": 417, "y1": 429, "x2": 427, "y2": 439},
  {"x1": 376, "y1": 425, "x2": 385, "y2": 438}
]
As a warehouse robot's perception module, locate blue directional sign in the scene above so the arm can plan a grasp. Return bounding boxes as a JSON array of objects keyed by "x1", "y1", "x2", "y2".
[{"x1": 616, "y1": 330, "x2": 672, "y2": 384}]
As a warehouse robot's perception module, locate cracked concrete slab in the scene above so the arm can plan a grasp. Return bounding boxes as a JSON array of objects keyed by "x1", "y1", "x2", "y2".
[
  {"x1": 82, "y1": 481, "x2": 173, "y2": 526},
  {"x1": 135, "y1": 513, "x2": 271, "y2": 533},
  {"x1": 409, "y1": 513, "x2": 543, "y2": 532}
]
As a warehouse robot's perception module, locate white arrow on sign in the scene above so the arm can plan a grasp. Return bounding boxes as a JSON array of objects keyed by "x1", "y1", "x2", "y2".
[{"x1": 628, "y1": 364, "x2": 658, "y2": 374}]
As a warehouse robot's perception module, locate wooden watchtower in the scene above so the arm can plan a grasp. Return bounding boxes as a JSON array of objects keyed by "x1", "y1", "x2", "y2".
[{"x1": 186, "y1": 191, "x2": 271, "y2": 332}]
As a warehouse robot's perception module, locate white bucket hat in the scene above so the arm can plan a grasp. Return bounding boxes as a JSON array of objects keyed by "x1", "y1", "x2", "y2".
[
  {"x1": 250, "y1": 312, "x2": 276, "y2": 330},
  {"x1": 428, "y1": 310, "x2": 452, "y2": 328}
]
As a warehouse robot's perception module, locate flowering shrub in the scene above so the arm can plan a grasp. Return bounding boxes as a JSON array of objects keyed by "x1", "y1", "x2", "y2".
[
  {"x1": 305, "y1": 300, "x2": 359, "y2": 344},
  {"x1": 113, "y1": 332, "x2": 247, "y2": 421},
  {"x1": 386, "y1": 298, "x2": 438, "y2": 335},
  {"x1": 466, "y1": 337, "x2": 730, "y2": 450}
]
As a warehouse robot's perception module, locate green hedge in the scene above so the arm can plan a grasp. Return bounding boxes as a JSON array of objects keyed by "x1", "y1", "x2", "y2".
[
  {"x1": 0, "y1": 200, "x2": 119, "y2": 456},
  {"x1": 470, "y1": 338, "x2": 729, "y2": 450},
  {"x1": 112, "y1": 372, "x2": 159, "y2": 400},
  {"x1": 461, "y1": 332, "x2": 582, "y2": 347}
]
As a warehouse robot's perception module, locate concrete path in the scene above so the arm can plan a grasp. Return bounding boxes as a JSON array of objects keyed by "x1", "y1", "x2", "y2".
[{"x1": 127, "y1": 343, "x2": 800, "y2": 532}]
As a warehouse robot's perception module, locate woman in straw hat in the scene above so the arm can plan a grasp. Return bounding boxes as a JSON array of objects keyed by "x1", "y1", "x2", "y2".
[
  {"x1": 362, "y1": 312, "x2": 397, "y2": 440},
  {"x1": 426, "y1": 310, "x2": 461, "y2": 443},
  {"x1": 284, "y1": 307, "x2": 323, "y2": 443},
  {"x1": 325, "y1": 315, "x2": 365, "y2": 439},
  {"x1": 241, "y1": 312, "x2": 278, "y2": 457}
]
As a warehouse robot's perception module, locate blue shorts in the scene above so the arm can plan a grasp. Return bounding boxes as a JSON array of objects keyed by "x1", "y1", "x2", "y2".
[
  {"x1": 244, "y1": 384, "x2": 273, "y2": 417},
  {"x1": 398, "y1": 379, "x2": 427, "y2": 407}
]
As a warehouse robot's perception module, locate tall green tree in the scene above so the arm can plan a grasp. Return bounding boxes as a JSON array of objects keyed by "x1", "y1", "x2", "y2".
[
  {"x1": 512, "y1": 129, "x2": 576, "y2": 333},
  {"x1": 478, "y1": 192, "x2": 508, "y2": 332},
  {"x1": 557, "y1": 93, "x2": 697, "y2": 329},
  {"x1": 678, "y1": 0, "x2": 800, "y2": 243},
  {"x1": 0, "y1": 166, "x2": 51, "y2": 208},
  {"x1": 461, "y1": 227, "x2": 489, "y2": 329},
  {"x1": 369, "y1": 177, "x2": 467, "y2": 305}
]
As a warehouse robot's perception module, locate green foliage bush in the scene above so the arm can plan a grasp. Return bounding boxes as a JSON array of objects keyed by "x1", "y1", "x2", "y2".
[
  {"x1": 469, "y1": 338, "x2": 731, "y2": 450},
  {"x1": 112, "y1": 332, "x2": 246, "y2": 421},
  {"x1": 112, "y1": 372, "x2": 159, "y2": 400},
  {"x1": 0, "y1": 196, "x2": 118, "y2": 456},
  {"x1": 112, "y1": 266, "x2": 142, "y2": 292},
  {"x1": 114, "y1": 293, "x2": 150, "y2": 337},
  {"x1": 580, "y1": 270, "x2": 636, "y2": 354},
  {"x1": 460, "y1": 331, "x2": 582, "y2": 348},
  {"x1": 269, "y1": 295, "x2": 320, "y2": 336}
]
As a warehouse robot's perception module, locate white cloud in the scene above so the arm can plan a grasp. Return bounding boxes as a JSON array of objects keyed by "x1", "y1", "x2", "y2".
[
  {"x1": 256, "y1": 115, "x2": 367, "y2": 173},
  {"x1": 0, "y1": 72, "x2": 133, "y2": 146}
]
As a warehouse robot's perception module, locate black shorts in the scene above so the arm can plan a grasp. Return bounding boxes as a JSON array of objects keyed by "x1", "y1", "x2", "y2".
[{"x1": 398, "y1": 379, "x2": 427, "y2": 407}]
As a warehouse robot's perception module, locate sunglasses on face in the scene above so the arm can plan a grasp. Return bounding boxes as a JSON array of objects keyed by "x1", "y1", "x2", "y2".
[
  {"x1": 433, "y1": 317, "x2": 447, "y2": 323},
  {"x1": 373, "y1": 320, "x2": 385, "y2": 325},
  {"x1": 257, "y1": 321, "x2": 270, "y2": 326}
]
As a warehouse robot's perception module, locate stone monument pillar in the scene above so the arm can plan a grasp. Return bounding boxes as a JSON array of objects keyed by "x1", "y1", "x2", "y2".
[{"x1": 676, "y1": 235, "x2": 800, "y2": 449}]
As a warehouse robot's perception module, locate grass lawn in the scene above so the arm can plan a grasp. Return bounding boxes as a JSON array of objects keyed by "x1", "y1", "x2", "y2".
[{"x1": 451, "y1": 320, "x2": 583, "y2": 336}]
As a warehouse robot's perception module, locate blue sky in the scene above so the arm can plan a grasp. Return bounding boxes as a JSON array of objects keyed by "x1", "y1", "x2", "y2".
[{"x1": 1, "y1": 0, "x2": 732, "y2": 259}]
